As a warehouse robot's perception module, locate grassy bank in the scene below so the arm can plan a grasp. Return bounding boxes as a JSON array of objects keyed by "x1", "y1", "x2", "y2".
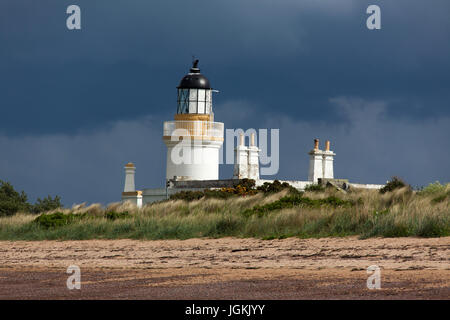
[{"x1": 0, "y1": 183, "x2": 449, "y2": 241}]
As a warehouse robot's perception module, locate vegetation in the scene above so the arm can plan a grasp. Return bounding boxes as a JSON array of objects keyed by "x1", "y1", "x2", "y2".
[
  {"x1": 0, "y1": 180, "x2": 448, "y2": 241},
  {"x1": 304, "y1": 184, "x2": 326, "y2": 193},
  {"x1": 0, "y1": 180, "x2": 62, "y2": 217},
  {"x1": 379, "y1": 176, "x2": 410, "y2": 194},
  {"x1": 257, "y1": 180, "x2": 300, "y2": 194},
  {"x1": 30, "y1": 195, "x2": 62, "y2": 214},
  {"x1": 242, "y1": 195, "x2": 353, "y2": 217},
  {"x1": 0, "y1": 180, "x2": 29, "y2": 216}
]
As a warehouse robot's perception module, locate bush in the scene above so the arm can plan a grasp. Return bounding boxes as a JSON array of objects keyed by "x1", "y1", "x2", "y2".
[
  {"x1": 0, "y1": 180, "x2": 30, "y2": 216},
  {"x1": 239, "y1": 178, "x2": 256, "y2": 190},
  {"x1": 170, "y1": 184, "x2": 258, "y2": 202},
  {"x1": 257, "y1": 180, "x2": 299, "y2": 194},
  {"x1": 379, "y1": 176, "x2": 410, "y2": 194},
  {"x1": 418, "y1": 181, "x2": 447, "y2": 195},
  {"x1": 34, "y1": 212, "x2": 77, "y2": 229}
]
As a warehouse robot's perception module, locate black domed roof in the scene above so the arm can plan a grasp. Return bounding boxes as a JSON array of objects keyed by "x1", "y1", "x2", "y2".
[{"x1": 177, "y1": 60, "x2": 211, "y2": 89}]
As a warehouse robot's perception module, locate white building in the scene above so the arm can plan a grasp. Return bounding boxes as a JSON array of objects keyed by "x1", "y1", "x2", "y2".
[
  {"x1": 163, "y1": 60, "x2": 224, "y2": 181},
  {"x1": 121, "y1": 61, "x2": 384, "y2": 207}
]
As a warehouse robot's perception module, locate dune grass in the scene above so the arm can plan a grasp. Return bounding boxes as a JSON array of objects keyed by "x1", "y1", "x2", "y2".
[{"x1": 0, "y1": 183, "x2": 448, "y2": 241}]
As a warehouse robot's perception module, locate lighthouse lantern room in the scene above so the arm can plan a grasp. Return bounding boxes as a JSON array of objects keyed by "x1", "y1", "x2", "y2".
[{"x1": 163, "y1": 60, "x2": 224, "y2": 181}]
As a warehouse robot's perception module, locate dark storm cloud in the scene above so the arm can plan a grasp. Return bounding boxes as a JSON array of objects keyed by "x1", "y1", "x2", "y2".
[
  {"x1": 1, "y1": 97, "x2": 448, "y2": 206},
  {"x1": 1, "y1": 0, "x2": 449, "y2": 135},
  {"x1": 0, "y1": 0, "x2": 449, "y2": 204}
]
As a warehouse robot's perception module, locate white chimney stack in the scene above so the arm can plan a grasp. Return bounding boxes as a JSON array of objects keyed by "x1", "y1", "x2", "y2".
[
  {"x1": 233, "y1": 133, "x2": 260, "y2": 181},
  {"x1": 247, "y1": 133, "x2": 260, "y2": 180},
  {"x1": 233, "y1": 133, "x2": 249, "y2": 179},
  {"x1": 308, "y1": 139, "x2": 324, "y2": 183},
  {"x1": 322, "y1": 140, "x2": 335, "y2": 179}
]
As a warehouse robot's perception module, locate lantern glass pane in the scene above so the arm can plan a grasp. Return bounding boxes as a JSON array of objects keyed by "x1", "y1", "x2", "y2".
[
  {"x1": 189, "y1": 101, "x2": 197, "y2": 113},
  {"x1": 189, "y1": 89, "x2": 197, "y2": 101},
  {"x1": 197, "y1": 89, "x2": 205, "y2": 102},
  {"x1": 197, "y1": 101, "x2": 205, "y2": 114}
]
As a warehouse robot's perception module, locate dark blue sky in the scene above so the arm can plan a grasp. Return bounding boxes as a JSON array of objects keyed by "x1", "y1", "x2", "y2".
[{"x1": 1, "y1": 0, "x2": 449, "y2": 206}]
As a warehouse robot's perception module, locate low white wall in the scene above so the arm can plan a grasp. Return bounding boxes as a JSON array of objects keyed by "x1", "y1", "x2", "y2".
[{"x1": 349, "y1": 183, "x2": 384, "y2": 190}]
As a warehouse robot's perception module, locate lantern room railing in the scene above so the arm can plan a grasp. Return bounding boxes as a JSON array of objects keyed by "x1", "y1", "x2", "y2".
[{"x1": 163, "y1": 120, "x2": 224, "y2": 140}]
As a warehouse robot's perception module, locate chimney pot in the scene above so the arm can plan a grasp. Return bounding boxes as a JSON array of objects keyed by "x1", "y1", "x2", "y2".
[
  {"x1": 325, "y1": 140, "x2": 330, "y2": 151},
  {"x1": 314, "y1": 138, "x2": 319, "y2": 150}
]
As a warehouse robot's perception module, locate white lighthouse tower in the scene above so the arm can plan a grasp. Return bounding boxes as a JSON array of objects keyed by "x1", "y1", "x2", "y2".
[{"x1": 163, "y1": 60, "x2": 224, "y2": 181}]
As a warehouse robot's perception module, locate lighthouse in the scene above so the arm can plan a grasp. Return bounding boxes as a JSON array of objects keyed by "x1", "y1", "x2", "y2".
[
  {"x1": 120, "y1": 61, "x2": 386, "y2": 206},
  {"x1": 162, "y1": 60, "x2": 224, "y2": 181}
]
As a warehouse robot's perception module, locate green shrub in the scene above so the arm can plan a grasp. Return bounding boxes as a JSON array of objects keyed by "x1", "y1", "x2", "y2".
[
  {"x1": 418, "y1": 181, "x2": 447, "y2": 195},
  {"x1": 379, "y1": 176, "x2": 410, "y2": 194},
  {"x1": 170, "y1": 184, "x2": 258, "y2": 202},
  {"x1": 239, "y1": 178, "x2": 256, "y2": 190},
  {"x1": 34, "y1": 212, "x2": 77, "y2": 229},
  {"x1": 257, "y1": 180, "x2": 299, "y2": 194}
]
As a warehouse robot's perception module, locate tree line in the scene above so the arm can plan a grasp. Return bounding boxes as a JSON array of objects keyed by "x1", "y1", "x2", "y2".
[{"x1": 0, "y1": 180, "x2": 62, "y2": 217}]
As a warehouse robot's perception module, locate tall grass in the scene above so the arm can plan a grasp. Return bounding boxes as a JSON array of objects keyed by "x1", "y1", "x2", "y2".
[{"x1": 0, "y1": 183, "x2": 448, "y2": 240}]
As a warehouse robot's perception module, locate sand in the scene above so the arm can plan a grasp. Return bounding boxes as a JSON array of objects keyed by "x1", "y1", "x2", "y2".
[{"x1": 0, "y1": 237, "x2": 449, "y2": 299}]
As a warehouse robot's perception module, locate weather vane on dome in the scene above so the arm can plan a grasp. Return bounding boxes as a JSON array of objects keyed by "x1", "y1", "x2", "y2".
[{"x1": 191, "y1": 55, "x2": 199, "y2": 68}]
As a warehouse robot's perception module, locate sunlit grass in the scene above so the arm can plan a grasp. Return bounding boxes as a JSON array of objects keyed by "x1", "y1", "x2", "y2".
[{"x1": 0, "y1": 183, "x2": 448, "y2": 240}]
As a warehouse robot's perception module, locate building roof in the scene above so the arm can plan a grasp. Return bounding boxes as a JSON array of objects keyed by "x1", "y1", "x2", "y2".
[{"x1": 177, "y1": 60, "x2": 211, "y2": 89}]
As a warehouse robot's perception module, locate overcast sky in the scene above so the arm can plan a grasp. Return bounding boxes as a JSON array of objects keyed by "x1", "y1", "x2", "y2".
[{"x1": 0, "y1": 0, "x2": 449, "y2": 206}]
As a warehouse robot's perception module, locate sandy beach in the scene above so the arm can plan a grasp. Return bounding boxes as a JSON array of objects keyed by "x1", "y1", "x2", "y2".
[{"x1": 0, "y1": 236, "x2": 448, "y2": 299}]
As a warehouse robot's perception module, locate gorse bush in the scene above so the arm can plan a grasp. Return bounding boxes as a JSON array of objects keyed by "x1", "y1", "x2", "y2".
[
  {"x1": 257, "y1": 180, "x2": 299, "y2": 194},
  {"x1": 169, "y1": 181, "x2": 260, "y2": 201}
]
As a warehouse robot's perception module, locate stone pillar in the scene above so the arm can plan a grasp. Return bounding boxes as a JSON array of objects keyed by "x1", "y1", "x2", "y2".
[
  {"x1": 247, "y1": 133, "x2": 260, "y2": 180},
  {"x1": 322, "y1": 140, "x2": 336, "y2": 180},
  {"x1": 122, "y1": 162, "x2": 142, "y2": 208},
  {"x1": 233, "y1": 133, "x2": 249, "y2": 179},
  {"x1": 123, "y1": 162, "x2": 136, "y2": 192},
  {"x1": 308, "y1": 139, "x2": 324, "y2": 183}
]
